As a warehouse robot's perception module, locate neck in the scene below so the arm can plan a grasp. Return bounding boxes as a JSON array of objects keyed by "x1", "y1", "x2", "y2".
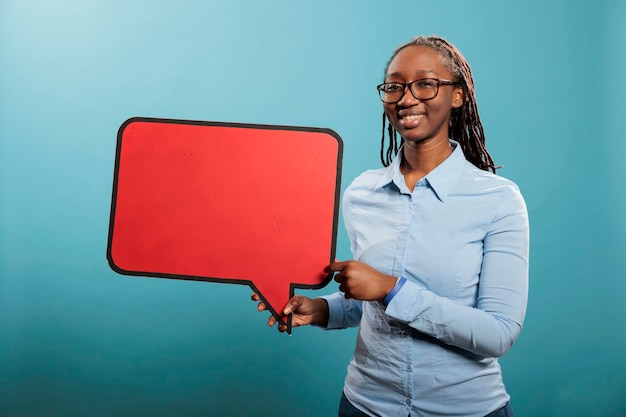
[{"x1": 400, "y1": 137, "x2": 453, "y2": 178}]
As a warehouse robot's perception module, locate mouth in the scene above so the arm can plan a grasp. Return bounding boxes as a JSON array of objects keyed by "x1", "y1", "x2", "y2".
[{"x1": 398, "y1": 113, "x2": 424, "y2": 129}]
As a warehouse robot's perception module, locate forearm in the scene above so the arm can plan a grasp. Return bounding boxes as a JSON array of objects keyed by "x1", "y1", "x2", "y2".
[{"x1": 386, "y1": 280, "x2": 524, "y2": 357}]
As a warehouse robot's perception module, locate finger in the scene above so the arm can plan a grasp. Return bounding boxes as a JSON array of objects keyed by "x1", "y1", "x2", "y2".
[
  {"x1": 334, "y1": 273, "x2": 344, "y2": 283},
  {"x1": 329, "y1": 260, "x2": 347, "y2": 272},
  {"x1": 251, "y1": 293, "x2": 260, "y2": 301},
  {"x1": 325, "y1": 260, "x2": 346, "y2": 273},
  {"x1": 257, "y1": 301, "x2": 267, "y2": 312},
  {"x1": 268, "y1": 315, "x2": 277, "y2": 327}
]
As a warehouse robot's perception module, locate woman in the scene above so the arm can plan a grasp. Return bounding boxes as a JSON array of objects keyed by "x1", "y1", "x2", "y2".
[{"x1": 253, "y1": 35, "x2": 528, "y2": 417}]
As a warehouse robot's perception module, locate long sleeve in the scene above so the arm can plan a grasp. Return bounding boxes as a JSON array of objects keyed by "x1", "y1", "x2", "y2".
[
  {"x1": 385, "y1": 186, "x2": 529, "y2": 357},
  {"x1": 321, "y1": 292, "x2": 363, "y2": 329}
]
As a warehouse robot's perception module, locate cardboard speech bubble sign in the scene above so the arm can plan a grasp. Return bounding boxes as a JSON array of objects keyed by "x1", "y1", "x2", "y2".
[{"x1": 107, "y1": 117, "x2": 343, "y2": 333}]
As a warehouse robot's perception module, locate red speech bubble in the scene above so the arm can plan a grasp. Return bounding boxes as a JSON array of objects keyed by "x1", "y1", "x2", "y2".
[{"x1": 107, "y1": 117, "x2": 342, "y2": 333}]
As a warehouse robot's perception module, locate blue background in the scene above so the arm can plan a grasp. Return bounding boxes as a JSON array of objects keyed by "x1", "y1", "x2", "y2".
[{"x1": 1, "y1": 1, "x2": 625, "y2": 416}]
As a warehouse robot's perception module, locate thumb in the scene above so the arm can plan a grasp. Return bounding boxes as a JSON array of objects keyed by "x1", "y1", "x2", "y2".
[{"x1": 283, "y1": 296, "x2": 301, "y2": 315}]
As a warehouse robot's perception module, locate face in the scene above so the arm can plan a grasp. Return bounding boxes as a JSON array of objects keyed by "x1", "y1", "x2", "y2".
[{"x1": 383, "y1": 45, "x2": 463, "y2": 145}]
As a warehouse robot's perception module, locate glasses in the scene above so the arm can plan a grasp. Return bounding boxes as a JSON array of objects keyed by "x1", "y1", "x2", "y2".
[{"x1": 377, "y1": 78, "x2": 459, "y2": 103}]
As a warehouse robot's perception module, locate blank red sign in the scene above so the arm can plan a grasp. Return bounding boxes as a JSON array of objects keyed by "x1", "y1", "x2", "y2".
[{"x1": 107, "y1": 117, "x2": 342, "y2": 333}]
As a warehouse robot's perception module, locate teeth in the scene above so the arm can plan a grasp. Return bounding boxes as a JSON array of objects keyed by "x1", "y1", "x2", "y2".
[{"x1": 401, "y1": 114, "x2": 422, "y2": 122}]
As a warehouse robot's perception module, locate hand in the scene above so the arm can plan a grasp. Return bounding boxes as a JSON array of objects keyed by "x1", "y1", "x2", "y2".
[
  {"x1": 326, "y1": 260, "x2": 397, "y2": 301},
  {"x1": 251, "y1": 293, "x2": 329, "y2": 333}
]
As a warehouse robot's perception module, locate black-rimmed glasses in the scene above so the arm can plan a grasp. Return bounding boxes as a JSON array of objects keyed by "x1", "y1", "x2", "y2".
[{"x1": 377, "y1": 78, "x2": 459, "y2": 103}]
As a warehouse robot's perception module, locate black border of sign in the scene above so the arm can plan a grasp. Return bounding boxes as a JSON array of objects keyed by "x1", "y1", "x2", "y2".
[{"x1": 107, "y1": 116, "x2": 344, "y2": 334}]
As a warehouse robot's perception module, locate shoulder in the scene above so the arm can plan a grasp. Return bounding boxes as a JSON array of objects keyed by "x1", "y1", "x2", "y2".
[
  {"x1": 344, "y1": 167, "x2": 388, "y2": 194},
  {"x1": 453, "y1": 162, "x2": 528, "y2": 223},
  {"x1": 341, "y1": 167, "x2": 393, "y2": 217},
  {"x1": 460, "y1": 161, "x2": 524, "y2": 199}
]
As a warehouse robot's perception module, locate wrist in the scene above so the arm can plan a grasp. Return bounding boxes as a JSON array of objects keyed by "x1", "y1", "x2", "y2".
[{"x1": 311, "y1": 298, "x2": 329, "y2": 327}]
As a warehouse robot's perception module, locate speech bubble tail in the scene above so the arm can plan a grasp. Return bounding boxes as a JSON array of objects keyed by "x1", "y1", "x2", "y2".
[
  {"x1": 286, "y1": 312, "x2": 293, "y2": 335},
  {"x1": 250, "y1": 281, "x2": 294, "y2": 333}
]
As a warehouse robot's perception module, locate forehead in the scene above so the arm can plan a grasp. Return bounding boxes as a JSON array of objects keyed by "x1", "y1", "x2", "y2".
[{"x1": 385, "y1": 45, "x2": 450, "y2": 79}]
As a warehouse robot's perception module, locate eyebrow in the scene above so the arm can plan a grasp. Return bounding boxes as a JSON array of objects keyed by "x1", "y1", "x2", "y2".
[{"x1": 385, "y1": 69, "x2": 437, "y2": 79}]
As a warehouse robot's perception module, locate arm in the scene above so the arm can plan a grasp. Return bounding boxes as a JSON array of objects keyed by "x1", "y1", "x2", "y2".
[{"x1": 386, "y1": 189, "x2": 529, "y2": 357}]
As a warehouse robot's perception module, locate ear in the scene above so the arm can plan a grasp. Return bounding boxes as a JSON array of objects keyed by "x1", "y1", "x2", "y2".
[{"x1": 452, "y1": 86, "x2": 464, "y2": 109}]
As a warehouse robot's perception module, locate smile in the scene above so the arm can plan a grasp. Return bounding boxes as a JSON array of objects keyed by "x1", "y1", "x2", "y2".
[
  {"x1": 399, "y1": 113, "x2": 424, "y2": 127},
  {"x1": 401, "y1": 114, "x2": 423, "y2": 121}
]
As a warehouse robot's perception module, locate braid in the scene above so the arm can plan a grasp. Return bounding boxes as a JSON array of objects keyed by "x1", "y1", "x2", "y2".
[
  {"x1": 379, "y1": 35, "x2": 498, "y2": 173},
  {"x1": 381, "y1": 112, "x2": 402, "y2": 166},
  {"x1": 380, "y1": 112, "x2": 387, "y2": 166}
]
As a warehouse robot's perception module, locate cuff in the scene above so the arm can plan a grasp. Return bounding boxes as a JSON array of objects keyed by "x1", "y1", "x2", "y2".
[
  {"x1": 317, "y1": 292, "x2": 345, "y2": 329},
  {"x1": 383, "y1": 277, "x2": 407, "y2": 305}
]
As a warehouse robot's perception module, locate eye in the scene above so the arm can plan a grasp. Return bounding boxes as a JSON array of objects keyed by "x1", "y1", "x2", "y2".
[
  {"x1": 415, "y1": 79, "x2": 438, "y2": 89},
  {"x1": 383, "y1": 83, "x2": 404, "y2": 92}
]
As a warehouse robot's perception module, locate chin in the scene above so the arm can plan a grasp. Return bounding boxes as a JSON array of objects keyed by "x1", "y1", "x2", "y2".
[
  {"x1": 400, "y1": 131, "x2": 428, "y2": 143},
  {"x1": 403, "y1": 138, "x2": 428, "y2": 147}
]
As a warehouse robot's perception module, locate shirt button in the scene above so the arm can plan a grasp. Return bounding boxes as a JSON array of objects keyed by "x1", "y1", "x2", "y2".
[
  {"x1": 405, "y1": 399, "x2": 412, "y2": 406},
  {"x1": 406, "y1": 365, "x2": 411, "y2": 372}
]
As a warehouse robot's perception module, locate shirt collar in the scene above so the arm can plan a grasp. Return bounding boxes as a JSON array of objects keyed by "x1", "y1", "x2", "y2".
[{"x1": 374, "y1": 140, "x2": 466, "y2": 202}]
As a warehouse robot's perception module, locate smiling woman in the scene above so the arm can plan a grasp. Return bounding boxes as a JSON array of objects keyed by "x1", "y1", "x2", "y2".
[{"x1": 255, "y1": 35, "x2": 530, "y2": 417}]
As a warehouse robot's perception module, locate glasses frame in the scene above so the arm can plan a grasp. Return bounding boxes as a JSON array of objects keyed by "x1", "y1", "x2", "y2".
[{"x1": 376, "y1": 78, "x2": 460, "y2": 103}]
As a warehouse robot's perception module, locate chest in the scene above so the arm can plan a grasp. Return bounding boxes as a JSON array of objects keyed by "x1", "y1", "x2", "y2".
[{"x1": 347, "y1": 187, "x2": 494, "y2": 299}]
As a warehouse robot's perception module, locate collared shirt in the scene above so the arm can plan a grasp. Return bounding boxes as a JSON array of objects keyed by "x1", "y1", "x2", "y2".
[{"x1": 322, "y1": 140, "x2": 529, "y2": 417}]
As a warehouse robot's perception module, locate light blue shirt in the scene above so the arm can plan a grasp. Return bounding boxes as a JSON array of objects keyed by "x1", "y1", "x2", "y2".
[{"x1": 323, "y1": 141, "x2": 529, "y2": 417}]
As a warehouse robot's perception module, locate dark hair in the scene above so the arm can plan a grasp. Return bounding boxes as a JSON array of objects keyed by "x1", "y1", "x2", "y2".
[{"x1": 380, "y1": 35, "x2": 498, "y2": 173}]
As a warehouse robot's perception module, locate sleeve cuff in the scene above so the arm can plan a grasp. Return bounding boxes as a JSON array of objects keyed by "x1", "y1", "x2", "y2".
[
  {"x1": 383, "y1": 277, "x2": 407, "y2": 305},
  {"x1": 315, "y1": 292, "x2": 363, "y2": 329},
  {"x1": 318, "y1": 293, "x2": 346, "y2": 329}
]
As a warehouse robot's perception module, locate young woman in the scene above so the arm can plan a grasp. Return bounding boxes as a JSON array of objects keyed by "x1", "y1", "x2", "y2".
[{"x1": 253, "y1": 35, "x2": 528, "y2": 417}]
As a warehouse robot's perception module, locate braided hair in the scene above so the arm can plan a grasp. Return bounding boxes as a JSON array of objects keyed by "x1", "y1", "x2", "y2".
[{"x1": 380, "y1": 35, "x2": 498, "y2": 173}]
